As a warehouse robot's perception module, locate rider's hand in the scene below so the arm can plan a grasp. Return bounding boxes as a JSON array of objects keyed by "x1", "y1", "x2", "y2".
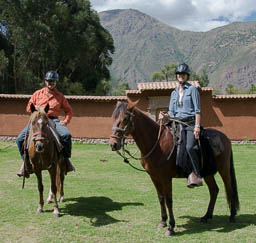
[
  {"x1": 158, "y1": 111, "x2": 166, "y2": 120},
  {"x1": 59, "y1": 120, "x2": 67, "y2": 126},
  {"x1": 194, "y1": 127, "x2": 200, "y2": 139}
]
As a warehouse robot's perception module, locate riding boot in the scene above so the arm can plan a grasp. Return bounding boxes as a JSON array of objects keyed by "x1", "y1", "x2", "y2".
[
  {"x1": 65, "y1": 158, "x2": 75, "y2": 174},
  {"x1": 17, "y1": 161, "x2": 31, "y2": 178},
  {"x1": 187, "y1": 172, "x2": 203, "y2": 188}
]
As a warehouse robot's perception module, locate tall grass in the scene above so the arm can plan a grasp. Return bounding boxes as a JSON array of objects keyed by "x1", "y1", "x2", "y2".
[{"x1": 0, "y1": 142, "x2": 255, "y2": 242}]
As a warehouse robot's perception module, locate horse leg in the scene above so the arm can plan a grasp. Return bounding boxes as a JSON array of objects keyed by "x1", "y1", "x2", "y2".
[
  {"x1": 58, "y1": 165, "x2": 65, "y2": 203},
  {"x1": 151, "y1": 178, "x2": 168, "y2": 229},
  {"x1": 201, "y1": 175, "x2": 219, "y2": 223},
  {"x1": 49, "y1": 169, "x2": 59, "y2": 217},
  {"x1": 35, "y1": 171, "x2": 44, "y2": 214},
  {"x1": 219, "y1": 168, "x2": 239, "y2": 223},
  {"x1": 46, "y1": 188, "x2": 53, "y2": 204},
  {"x1": 163, "y1": 180, "x2": 175, "y2": 236}
]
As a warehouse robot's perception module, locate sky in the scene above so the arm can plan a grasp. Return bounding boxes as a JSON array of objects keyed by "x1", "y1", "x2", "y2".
[{"x1": 90, "y1": 0, "x2": 256, "y2": 32}]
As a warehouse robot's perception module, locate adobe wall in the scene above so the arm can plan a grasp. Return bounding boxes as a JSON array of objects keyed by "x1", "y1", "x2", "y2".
[
  {"x1": 210, "y1": 99, "x2": 256, "y2": 140},
  {"x1": 0, "y1": 93, "x2": 255, "y2": 140},
  {"x1": 144, "y1": 90, "x2": 256, "y2": 140},
  {"x1": 0, "y1": 96, "x2": 148, "y2": 139}
]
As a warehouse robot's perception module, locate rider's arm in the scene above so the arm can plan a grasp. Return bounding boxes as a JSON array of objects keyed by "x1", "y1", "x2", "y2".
[{"x1": 61, "y1": 96, "x2": 73, "y2": 125}]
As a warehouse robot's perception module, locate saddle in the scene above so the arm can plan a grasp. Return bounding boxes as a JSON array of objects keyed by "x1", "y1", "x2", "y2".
[{"x1": 166, "y1": 121, "x2": 219, "y2": 177}]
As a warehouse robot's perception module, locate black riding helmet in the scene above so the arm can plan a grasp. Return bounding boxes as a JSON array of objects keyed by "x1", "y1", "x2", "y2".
[
  {"x1": 45, "y1": 70, "x2": 59, "y2": 81},
  {"x1": 175, "y1": 63, "x2": 190, "y2": 76}
]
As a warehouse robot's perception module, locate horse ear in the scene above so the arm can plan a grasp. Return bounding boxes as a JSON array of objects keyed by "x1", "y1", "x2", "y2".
[
  {"x1": 30, "y1": 103, "x2": 36, "y2": 113},
  {"x1": 127, "y1": 98, "x2": 140, "y2": 110},
  {"x1": 44, "y1": 104, "x2": 50, "y2": 114}
]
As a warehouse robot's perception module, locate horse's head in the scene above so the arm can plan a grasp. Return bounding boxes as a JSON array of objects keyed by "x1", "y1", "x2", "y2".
[
  {"x1": 30, "y1": 103, "x2": 50, "y2": 153},
  {"x1": 109, "y1": 99, "x2": 139, "y2": 151}
]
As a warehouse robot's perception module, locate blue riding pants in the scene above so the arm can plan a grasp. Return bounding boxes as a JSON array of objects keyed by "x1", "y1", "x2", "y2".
[
  {"x1": 16, "y1": 118, "x2": 72, "y2": 160},
  {"x1": 180, "y1": 121, "x2": 201, "y2": 178}
]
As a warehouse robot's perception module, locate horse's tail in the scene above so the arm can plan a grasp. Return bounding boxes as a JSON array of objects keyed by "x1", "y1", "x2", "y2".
[{"x1": 229, "y1": 150, "x2": 240, "y2": 212}]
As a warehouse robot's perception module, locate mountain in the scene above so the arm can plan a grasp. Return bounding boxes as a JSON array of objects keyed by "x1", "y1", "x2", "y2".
[{"x1": 99, "y1": 9, "x2": 256, "y2": 91}]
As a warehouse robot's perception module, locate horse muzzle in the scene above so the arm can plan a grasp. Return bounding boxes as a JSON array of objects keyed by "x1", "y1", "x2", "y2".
[
  {"x1": 109, "y1": 137, "x2": 121, "y2": 151},
  {"x1": 35, "y1": 141, "x2": 45, "y2": 153}
]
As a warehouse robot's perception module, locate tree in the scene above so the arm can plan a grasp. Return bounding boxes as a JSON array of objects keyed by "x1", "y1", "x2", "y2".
[
  {"x1": 152, "y1": 63, "x2": 176, "y2": 82},
  {"x1": 151, "y1": 63, "x2": 210, "y2": 87},
  {"x1": 198, "y1": 69, "x2": 209, "y2": 87},
  {"x1": 226, "y1": 84, "x2": 238, "y2": 94},
  {"x1": 0, "y1": 0, "x2": 114, "y2": 94},
  {"x1": 111, "y1": 83, "x2": 130, "y2": 96},
  {"x1": 152, "y1": 71, "x2": 165, "y2": 82},
  {"x1": 250, "y1": 84, "x2": 256, "y2": 94}
]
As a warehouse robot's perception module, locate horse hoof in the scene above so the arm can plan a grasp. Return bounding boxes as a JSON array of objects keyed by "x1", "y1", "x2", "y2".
[
  {"x1": 59, "y1": 197, "x2": 64, "y2": 203},
  {"x1": 200, "y1": 217, "x2": 208, "y2": 223},
  {"x1": 158, "y1": 222, "x2": 167, "y2": 229},
  {"x1": 36, "y1": 208, "x2": 43, "y2": 214},
  {"x1": 229, "y1": 217, "x2": 236, "y2": 223},
  {"x1": 165, "y1": 229, "x2": 175, "y2": 236},
  {"x1": 53, "y1": 212, "x2": 60, "y2": 217}
]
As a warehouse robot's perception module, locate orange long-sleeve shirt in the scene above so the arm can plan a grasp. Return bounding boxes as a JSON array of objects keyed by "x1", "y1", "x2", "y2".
[{"x1": 26, "y1": 87, "x2": 73, "y2": 124}]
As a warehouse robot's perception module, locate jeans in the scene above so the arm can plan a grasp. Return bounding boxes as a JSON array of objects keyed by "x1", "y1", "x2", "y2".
[
  {"x1": 16, "y1": 118, "x2": 72, "y2": 161},
  {"x1": 181, "y1": 122, "x2": 201, "y2": 178}
]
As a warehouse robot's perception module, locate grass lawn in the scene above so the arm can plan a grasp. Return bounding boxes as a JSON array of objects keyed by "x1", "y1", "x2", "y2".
[{"x1": 0, "y1": 142, "x2": 255, "y2": 243}]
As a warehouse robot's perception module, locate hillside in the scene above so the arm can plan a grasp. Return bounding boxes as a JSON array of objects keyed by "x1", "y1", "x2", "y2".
[{"x1": 99, "y1": 9, "x2": 256, "y2": 91}]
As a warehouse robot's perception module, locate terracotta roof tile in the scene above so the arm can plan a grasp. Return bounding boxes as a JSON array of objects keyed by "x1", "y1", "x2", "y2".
[
  {"x1": 137, "y1": 81, "x2": 200, "y2": 90},
  {"x1": 214, "y1": 94, "x2": 256, "y2": 99},
  {"x1": 0, "y1": 94, "x2": 127, "y2": 101},
  {"x1": 125, "y1": 90, "x2": 141, "y2": 95},
  {"x1": 0, "y1": 94, "x2": 31, "y2": 99},
  {"x1": 65, "y1": 95, "x2": 127, "y2": 101}
]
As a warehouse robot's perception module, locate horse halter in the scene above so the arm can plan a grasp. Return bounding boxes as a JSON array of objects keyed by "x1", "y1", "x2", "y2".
[
  {"x1": 31, "y1": 118, "x2": 48, "y2": 142},
  {"x1": 111, "y1": 109, "x2": 134, "y2": 145}
]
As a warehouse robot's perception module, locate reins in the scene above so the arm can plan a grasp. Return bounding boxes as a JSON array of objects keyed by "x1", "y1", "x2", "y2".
[
  {"x1": 112, "y1": 111, "x2": 203, "y2": 172},
  {"x1": 115, "y1": 118, "x2": 163, "y2": 172}
]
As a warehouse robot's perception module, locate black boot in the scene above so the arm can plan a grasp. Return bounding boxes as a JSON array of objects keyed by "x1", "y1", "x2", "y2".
[{"x1": 65, "y1": 158, "x2": 75, "y2": 174}]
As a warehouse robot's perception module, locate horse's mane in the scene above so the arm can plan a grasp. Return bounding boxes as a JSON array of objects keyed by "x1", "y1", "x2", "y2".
[
  {"x1": 112, "y1": 102, "x2": 128, "y2": 119},
  {"x1": 113, "y1": 101, "x2": 160, "y2": 129}
]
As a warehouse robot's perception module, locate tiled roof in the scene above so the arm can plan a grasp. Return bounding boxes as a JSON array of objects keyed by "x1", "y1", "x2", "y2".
[
  {"x1": 137, "y1": 81, "x2": 200, "y2": 90},
  {"x1": 0, "y1": 94, "x2": 127, "y2": 101},
  {"x1": 214, "y1": 94, "x2": 256, "y2": 99},
  {"x1": 0, "y1": 94, "x2": 31, "y2": 99},
  {"x1": 125, "y1": 90, "x2": 141, "y2": 95},
  {"x1": 65, "y1": 95, "x2": 127, "y2": 101}
]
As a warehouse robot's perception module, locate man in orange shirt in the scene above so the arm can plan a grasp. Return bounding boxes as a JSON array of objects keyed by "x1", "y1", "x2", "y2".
[{"x1": 16, "y1": 70, "x2": 75, "y2": 177}]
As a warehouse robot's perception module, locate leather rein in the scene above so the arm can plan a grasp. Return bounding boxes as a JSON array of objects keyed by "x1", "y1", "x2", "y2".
[
  {"x1": 111, "y1": 109, "x2": 197, "y2": 172},
  {"x1": 111, "y1": 110, "x2": 163, "y2": 172}
]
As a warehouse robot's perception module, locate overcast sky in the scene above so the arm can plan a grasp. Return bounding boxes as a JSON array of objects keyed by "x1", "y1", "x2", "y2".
[{"x1": 90, "y1": 0, "x2": 256, "y2": 32}]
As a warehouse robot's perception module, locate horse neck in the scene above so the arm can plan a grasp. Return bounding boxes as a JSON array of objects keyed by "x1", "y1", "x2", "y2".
[{"x1": 131, "y1": 108, "x2": 160, "y2": 155}]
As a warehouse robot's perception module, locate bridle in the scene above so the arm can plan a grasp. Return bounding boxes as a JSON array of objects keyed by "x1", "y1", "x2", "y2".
[
  {"x1": 31, "y1": 116, "x2": 49, "y2": 143},
  {"x1": 111, "y1": 110, "x2": 135, "y2": 148},
  {"x1": 32, "y1": 131, "x2": 48, "y2": 142},
  {"x1": 111, "y1": 108, "x2": 163, "y2": 172}
]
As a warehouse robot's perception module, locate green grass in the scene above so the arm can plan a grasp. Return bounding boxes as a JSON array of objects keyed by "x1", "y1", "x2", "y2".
[{"x1": 0, "y1": 142, "x2": 256, "y2": 242}]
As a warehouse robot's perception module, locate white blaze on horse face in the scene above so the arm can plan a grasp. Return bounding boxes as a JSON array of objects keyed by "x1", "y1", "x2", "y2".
[{"x1": 38, "y1": 118, "x2": 43, "y2": 124}]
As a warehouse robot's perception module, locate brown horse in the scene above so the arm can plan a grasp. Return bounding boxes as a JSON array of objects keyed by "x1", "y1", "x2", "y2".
[
  {"x1": 109, "y1": 100, "x2": 239, "y2": 236},
  {"x1": 27, "y1": 103, "x2": 66, "y2": 217}
]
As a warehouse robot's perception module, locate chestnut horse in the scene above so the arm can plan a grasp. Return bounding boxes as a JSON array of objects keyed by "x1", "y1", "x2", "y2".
[
  {"x1": 27, "y1": 103, "x2": 66, "y2": 217},
  {"x1": 109, "y1": 100, "x2": 239, "y2": 236}
]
